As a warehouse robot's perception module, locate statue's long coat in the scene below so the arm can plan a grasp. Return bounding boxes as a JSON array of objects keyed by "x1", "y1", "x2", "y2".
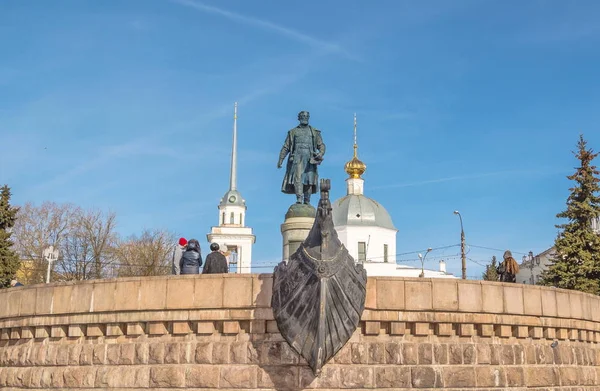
[{"x1": 279, "y1": 126, "x2": 326, "y2": 194}]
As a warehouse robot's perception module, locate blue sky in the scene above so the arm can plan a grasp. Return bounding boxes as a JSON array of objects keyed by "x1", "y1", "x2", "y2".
[{"x1": 1, "y1": 0, "x2": 600, "y2": 277}]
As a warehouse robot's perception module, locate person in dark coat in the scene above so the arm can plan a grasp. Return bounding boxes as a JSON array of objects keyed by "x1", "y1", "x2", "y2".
[
  {"x1": 203, "y1": 243, "x2": 229, "y2": 274},
  {"x1": 180, "y1": 239, "x2": 202, "y2": 274}
]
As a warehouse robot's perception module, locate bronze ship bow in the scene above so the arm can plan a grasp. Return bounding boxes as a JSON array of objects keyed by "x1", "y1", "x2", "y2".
[{"x1": 272, "y1": 179, "x2": 367, "y2": 376}]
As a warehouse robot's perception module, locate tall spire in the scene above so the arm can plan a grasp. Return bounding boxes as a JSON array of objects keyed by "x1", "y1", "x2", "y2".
[
  {"x1": 230, "y1": 102, "x2": 238, "y2": 191},
  {"x1": 353, "y1": 112, "x2": 358, "y2": 158},
  {"x1": 344, "y1": 113, "x2": 366, "y2": 179}
]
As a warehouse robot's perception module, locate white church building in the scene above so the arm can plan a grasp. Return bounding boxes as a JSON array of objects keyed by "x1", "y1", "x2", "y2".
[
  {"x1": 207, "y1": 103, "x2": 255, "y2": 273},
  {"x1": 332, "y1": 115, "x2": 456, "y2": 278},
  {"x1": 204, "y1": 108, "x2": 456, "y2": 277}
]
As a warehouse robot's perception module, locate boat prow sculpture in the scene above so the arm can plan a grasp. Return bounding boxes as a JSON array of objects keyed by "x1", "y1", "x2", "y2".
[{"x1": 272, "y1": 179, "x2": 367, "y2": 376}]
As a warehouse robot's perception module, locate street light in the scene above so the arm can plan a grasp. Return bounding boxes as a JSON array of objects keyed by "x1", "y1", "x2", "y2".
[
  {"x1": 453, "y1": 211, "x2": 467, "y2": 279},
  {"x1": 418, "y1": 248, "x2": 433, "y2": 278},
  {"x1": 43, "y1": 246, "x2": 59, "y2": 284}
]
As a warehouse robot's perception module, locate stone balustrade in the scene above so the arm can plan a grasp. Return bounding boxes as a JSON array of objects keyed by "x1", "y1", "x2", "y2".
[{"x1": 1, "y1": 274, "x2": 599, "y2": 390}]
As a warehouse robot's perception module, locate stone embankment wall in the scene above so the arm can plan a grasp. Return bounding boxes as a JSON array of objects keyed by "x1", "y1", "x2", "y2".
[{"x1": 1, "y1": 274, "x2": 600, "y2": 390}]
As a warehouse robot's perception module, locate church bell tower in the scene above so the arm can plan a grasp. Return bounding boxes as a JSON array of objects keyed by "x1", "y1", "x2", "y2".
[{"x1": 207, "y1": 102, "x2": 256, "y2": 273}]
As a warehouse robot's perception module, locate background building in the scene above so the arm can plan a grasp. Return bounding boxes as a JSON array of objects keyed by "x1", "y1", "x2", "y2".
[
  {"x1": 515, "y1": 247, "x2": 556, "y2": 284},
  {"x1": 207, "y1": 103, "x2": 255, "y2": 273},
  {"x1": 331, "y1": 115, "x2": 455, "y2": 278},
  {"x1": 516, "y1": 217, "x2": 600, "y2": 284}
]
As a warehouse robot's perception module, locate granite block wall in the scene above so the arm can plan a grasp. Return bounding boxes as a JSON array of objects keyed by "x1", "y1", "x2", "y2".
[{"x1": 1, "y1": 274, "x2": 600, "y2": 390}]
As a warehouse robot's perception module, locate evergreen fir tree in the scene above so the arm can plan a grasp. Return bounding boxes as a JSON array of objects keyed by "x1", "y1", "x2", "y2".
[
  {"x1": 540, "y1": 135, "x2": 600, "y2": 294},
  {"x1": 482, "y1": 255, "x2": 499, "y2": 281},
  {"x1": 0, "y1": 185, "x2": 20, "y2": 288}
]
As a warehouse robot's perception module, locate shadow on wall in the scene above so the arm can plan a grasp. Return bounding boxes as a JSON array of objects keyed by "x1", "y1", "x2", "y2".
[{"x1": 251, "y1": 273, "x2": 318, "y2": 390}]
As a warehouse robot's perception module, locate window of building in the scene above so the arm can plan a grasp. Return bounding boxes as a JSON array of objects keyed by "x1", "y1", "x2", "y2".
[
  {"x1": 229, "y1": 246, "x2": 238, "y2": 267},
  {"x1": 383, "y1": 244, "x2": 388, "y2": 263},
  {"x1": 227, "y1": 247, "x2": 240, "y2": 273},
  {"x1": 240, "y1": 213, "x2": 243, "y2": 226},
  {"x1": 221, "y1": 212, "x2": 225, "y2": 225},
  {"x1": 358, "y1": 242, "x2": 366, "y2": 263},
  {"x1": 230, "y1": 212, "x2": 234, "y2": 224}
]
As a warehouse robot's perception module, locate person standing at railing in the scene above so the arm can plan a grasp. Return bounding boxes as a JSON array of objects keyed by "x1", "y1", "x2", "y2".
[
  {"x1": 172, "y1": 237, "x2": 187, "y2": 275},
  {"x1": 180, "y1": 239, "x2": 202, "y2": 275},
  {"x1": 203, "y1": 243, "x2": 228, "y2": 274},
  {"x1": 498, "y1": 250, "x2": 519, "y2": 283}
]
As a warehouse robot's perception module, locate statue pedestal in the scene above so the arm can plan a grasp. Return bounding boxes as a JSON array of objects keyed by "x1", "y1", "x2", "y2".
[{"x1": 281, "y1": 204, "x2": 316, "y2": 262}]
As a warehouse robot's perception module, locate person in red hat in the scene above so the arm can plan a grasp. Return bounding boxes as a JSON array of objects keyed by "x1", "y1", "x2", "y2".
[{"x1": 172, "y1": 237, "x2": 188, "y2": 275}]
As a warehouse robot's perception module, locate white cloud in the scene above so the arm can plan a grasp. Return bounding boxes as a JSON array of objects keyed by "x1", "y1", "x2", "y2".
[
  {"x1": 370, "y1": 169, "x2": 568, "y2": 190},
  {"x1": 170, "y1": 0, "x2": 353, "y2": 59}
]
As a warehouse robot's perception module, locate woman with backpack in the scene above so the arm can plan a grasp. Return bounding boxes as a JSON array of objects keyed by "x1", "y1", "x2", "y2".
[{"x1": 179, "y1": 239, "x2": 202, "y2": 274}]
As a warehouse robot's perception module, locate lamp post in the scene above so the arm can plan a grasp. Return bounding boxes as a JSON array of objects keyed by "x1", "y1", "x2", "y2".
[
  {"x1": 418, "y1": 248, "x2": 433, "y2": 278},
  {"x1": 453, "y1": 211, "x2": 466, "y2": 279},
  {"x1": 43, "y1": 246, "x2": 59, "y2": 284}
]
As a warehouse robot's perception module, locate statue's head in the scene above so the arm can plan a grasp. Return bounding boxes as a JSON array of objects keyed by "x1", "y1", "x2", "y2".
[{"x1": 298, "y1": 111, "x2": 310, "y2": 126}]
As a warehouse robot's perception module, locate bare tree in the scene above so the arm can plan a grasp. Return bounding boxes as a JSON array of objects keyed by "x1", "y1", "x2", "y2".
[
  {"x1": 114, "y1": 229, "x2": 177, "y2": 277},
  {"x1": 12, "y1": 202, "x2": 118, "y2": 282},
  {"x1": 12, "y1": 200, "x2": 176, "y2": 282},
  {"x1": 58, "y1": 209, "x2": 118, "y2": 281},
  {"x1": 12, "y1": 202, "x2": 76, "y2": 284}
]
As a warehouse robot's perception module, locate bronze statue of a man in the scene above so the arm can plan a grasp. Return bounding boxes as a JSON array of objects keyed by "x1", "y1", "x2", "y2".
[{"x1": 277, "y1": 111, "x2": 326, "y2": 205}]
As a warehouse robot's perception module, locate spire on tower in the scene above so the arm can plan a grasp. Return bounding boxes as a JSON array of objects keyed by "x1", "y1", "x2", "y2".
[
  {"x1": 230, "y1": 102, "x2": 238, "y2": 191},
  {"x1": 353, "y1": 112, "x2": 358, "y2": 158},
  {"x1": 219, "y1": 102, "x2": 245, "y2": 208},
  {"x1": 344, "y1": 113, "x2": 366, "y2": 179},
  {"x1": 209, "y1": 102, "x2": 255, "y2": 274}
]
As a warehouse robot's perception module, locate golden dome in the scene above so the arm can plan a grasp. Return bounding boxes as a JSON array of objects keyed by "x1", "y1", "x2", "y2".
[
  {"x1": 344, "y1": 113, "x2": 366, "y2": 179},
  {"x1": 345, "y1": 146, "x2": 366, "y2": 179}
]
